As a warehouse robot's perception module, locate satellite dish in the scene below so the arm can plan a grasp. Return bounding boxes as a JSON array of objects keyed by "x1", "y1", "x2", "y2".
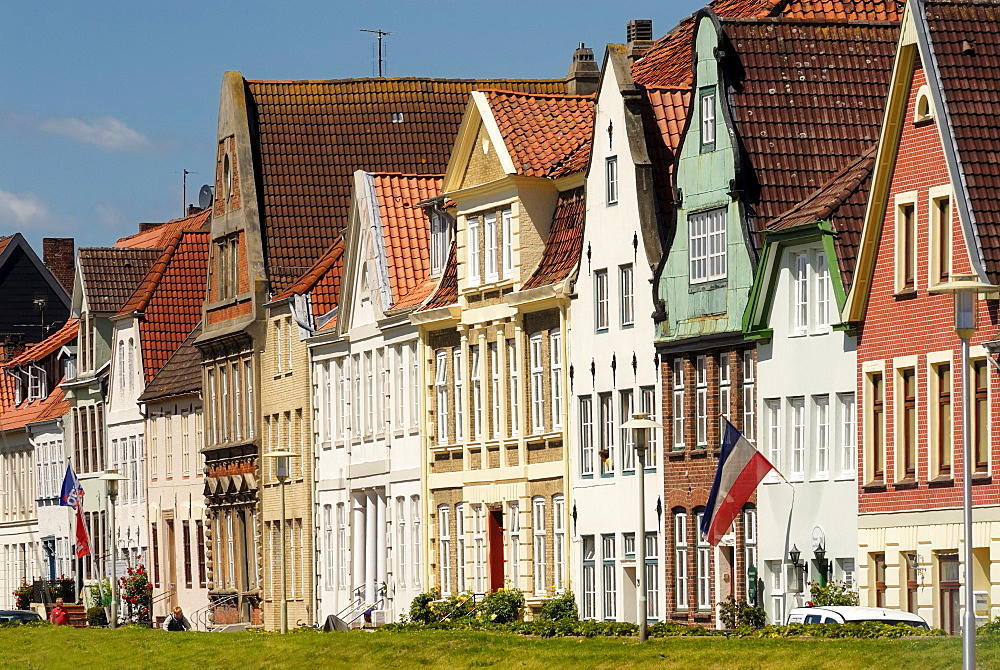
[{"x1": 198, "y1": 185, "x2": 214, "y2": 210}]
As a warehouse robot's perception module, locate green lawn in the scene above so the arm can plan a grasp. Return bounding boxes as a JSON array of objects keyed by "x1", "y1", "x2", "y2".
[{"x1": 2, "y1": 627, "x2": 998, "y2": 669}]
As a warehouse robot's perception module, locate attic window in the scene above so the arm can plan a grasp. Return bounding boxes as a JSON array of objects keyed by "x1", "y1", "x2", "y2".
[
  {"x1": 914, "y1": 85, "x2": 933, "y2": 124},
  {"x1": 223, "y1": 153, "x2": 233, "y2": 198},
  {"x1": 391, "y1": 112, "x2": 404, "y2": 124},
  {"x1": 28, "y1": 363, "x2": 46, "y2": 402}
]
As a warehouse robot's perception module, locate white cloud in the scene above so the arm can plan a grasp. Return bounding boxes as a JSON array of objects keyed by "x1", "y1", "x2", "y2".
[
  {"x1": 0, "y1": 189, "x2": 51, "y2": 227},
  {"x1": 38, "y1": 116, "x2": 150, "y2": 152}
]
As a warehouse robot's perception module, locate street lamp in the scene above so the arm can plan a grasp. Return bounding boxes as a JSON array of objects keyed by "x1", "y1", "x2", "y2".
[
  {"x1": 263, "y1": 450, "x2": 300, "y2": 634},
  {"x1": 929, "y1": 273, "x2": 995, "y2": 670},
  {"x1": 622, "y1": 413, "x2": 659, "y2": 643},
  {"x1": 99, "y1": 469, "x2": 128, "y2": 628}
]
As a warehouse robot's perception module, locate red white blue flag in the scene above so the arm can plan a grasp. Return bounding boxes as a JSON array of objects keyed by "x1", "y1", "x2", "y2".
[
  {"x1": 74, "y1": 507, "x2": 91, "y2": 558},
  {"x1": 700, "y1": 420, "x2": 775, "y2": 546},
  {"x1": 59, "y1": 464, "x2": 84, "y2": 510}
]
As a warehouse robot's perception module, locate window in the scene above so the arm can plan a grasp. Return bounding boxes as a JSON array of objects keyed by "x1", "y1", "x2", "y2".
[
  {"x1": 599, "y1": 393, "x2": 614, "y2": 475},
  {"x1": 605, "y1": 156, "x2": 618, "y2": 205},
  {"x1": 765, "y1": 399, "x2": 781, "y2": 473},
  {"x1": 336, "y1": 358, "x2": 347, "y2": 439},
  {"x1": 620, "y1": 389, "x2": 635, "y2": 471},
  {"x1": 619, "y1": 264, "x2": 634, "y2": 327},
  {"x1": 742, "y1": 351, "x2": 756, "y2": 441},
  {"x1": 624, "y1": 533, "x2": 636, "y2": 557},
  {"x1": 118, "y1": 340, "x2": 126, "y2": 392},
  {"x1": 595, "y1": 270, "x2": 609, "y2": 331},
  {"x1": 672, "y1": 358, "x2": 685, "y2": 450},
  {"x1": 365, "y1": 351, "x2": 374, "y2": 435},
  {"x1": 974, "y1": 359, "x2": 989, "y2": 473},
  {"x1": 468, "y1": 216, "x2": 481, "y2": 286},
  {"x1": 838, "y1": 393, "x2": 856, "y2": 477},
  {"x1": 582, "y1": 535, "x2": 596, "y2": 619},
  {"x1": 932, "y1": 195, "x2": 951, "y2": 284},
  {"x1": 323, "y1": 505, "x2": 334, "y2": 590},
  {"x1": 454, "y1": 349, "x2": 464, "y2": 441},
  {"x1": 553, "y1": 495, "x2": 565, "y2": 592},
  {"x1": 396, "y1": 346, "x2": 405, "y2": 429},
  {"x1": 502, "y1": 208, "x2": 514, "y2": 280},
  {"x1": 719, "y1": 352, "x2": 731, "y2": 422},
  {"x1": 899, "y1": 368, "x2": 917, "y2": 480},
  {"x1": 580, "y1": 396, "x2": 594, "y2": 476},
  {"x1": 743, "y1": 508, "x2": 757, "y2": 601},
  {"x1": 533, "y1": 498, "x2": 547, "y2": 595},
  {"x1": 696, "y1": 356, "x2": 708, "y2": 447},
  {"x1": 530, "y1": 334, "x2": 544, "y2": 433},
  {"x1": 456, "y1": 503, "x2": 466, "y2": 592},
  {"x1": 869, "y1": 372, "x2": 886, "y2": 481},
  {"x1": 27, "y1": 364, "x2": 46, "y2": 402},
  {"x1": 793, "y1": 252, "x2": 808, "y2": 334},
  {"x1": 412, "y1": 496, "x2": 422, "y2": 588},
  {"x1": 473, "y1": 505, "x2": 486, "y2": 593},
  {"x1": 689, "y1": 208, "x2": 726, "y2": 283},
  {"x1": 430, "y1": 212, "x2": 452, "y2": 277},
  {"x1": 674, "y1": 512, "x2": 689, "y2": 609},
  {"x1": 436, "y1": 350, "x2": 449, "y2": 444},
  {"x1": 485, "y1": 212, "x2": 498, "y2": 282},
  {"x1": 411, "y1": 343, "x2": 420, "y2": 429},
  {"x1": 645, "y1": 532, "x2": 659, "y2": 619},
  {"x1": 789, "y1": 397, "x2": 804, "y2": 480},
  {"x1": 438, "y1": 505, "x2": 451, "y2": 594},
  {"x1": 696, "y1": 511, "x2": 711, "y2": 609},
  {"x1": 641, "y1": 386, "x2": 658, "y2": 468},
  {"x1": 471, "y1": 345, "x2": 482, "y2": 439},
  {"x1": 873, "y1": 553, "x2": 887, "y2": 608},
  {"x1": 914, "y1": 85, "x2": 933, "y2": 122},
  {"x1": 396, "y1": 497, "x2": 406, "y2": 589},
  {"x1": 700, "y1": 89, "x2": 716, "y2": 147},
  {"x1": 933, "y1": 363, "x2": 952, "y2": 477},
  {"x1": 814, "y1": 395, "x2": 830, "y2": 479},
  {"x1": 508, "y1": 339, "x2": 519, "y2": 436},
  {"x1": 602, "y1": 534, "x2": 616, "y2": 619},
  {"x1": 508, "y1": 502, "x2": 520, "y2": 588},
  {"x1": 550, "y1": 330, "x2": 562, "y2": 429},
  {"x1": 353, "y1": 354, "x2": 362, "y2": 438},
  {"x1": 897, "y1": 201, "x2": 916, "y2": 291},
  {"x1": 196, "y1": 520, "x2": 207, "y2": 588},
  {"x1": 815, "y1": 252, "x2": 831, "y2": 332}
]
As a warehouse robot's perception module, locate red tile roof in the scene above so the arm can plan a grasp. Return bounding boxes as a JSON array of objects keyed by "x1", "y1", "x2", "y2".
[
  {"x1": 419, "y1": 240, "x2": 459, "y2": 311},
  {"x1": 272, "y1": 238, "x2": 346, "y2": 321},
  {"x1": 0, "y1": 320, "x2": 76, "y2": 430},
  {"x1": 631, "y1": 0, "x2": 901, "y2": 87},
  {"x1": 4, "y1": 317, "x2": 78, "y2": 368},
  {"x1": 925, "y1": 0, "x2": 1000, "y2": 283},
  {"x1": 115, "y1": 209, "x2": 211, "y2": 249},
  {"x1": 78, "y1": 248, "x2": 161, "y2": 313},
  {"x1": 138, "y1": 322, "x2": 203, "y2": 403},
  {"x1": 244, "y1": 77, "x2": 568, "y2": 292},
  {"x1": 522, "y1": 187, "x2": 586, "y2": 290},
  {"x1": 373, "y1": 174, "x2": 441, "y2": 309},
  {"x1": 481, "y1": 91, "x2": 595, "y2": 178},
  {"x1": 767, "y1": 145, "x2": 877, "y2": 291},
  {"x1": 117, "y1": 230, "x2": 209, "y2": 383},
  {"x1": 722, "y1": 19, "x2": 897, "y2": 241}
]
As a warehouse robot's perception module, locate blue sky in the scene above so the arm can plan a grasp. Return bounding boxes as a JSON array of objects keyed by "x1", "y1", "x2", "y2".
[{"x1": 1, "y1": 0, "x2": 705, "y2": 252}]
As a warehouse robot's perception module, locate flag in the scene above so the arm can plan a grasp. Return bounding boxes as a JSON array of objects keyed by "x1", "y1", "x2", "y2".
[
  {"x1": 74, "y1": 508, "x2": 91, "y2": 558},
  {"x1": 59, "y1": 464, "x2": 84, "y2": 510},
  {"x1": 700, "y1": 420, "x2": 775, "y2": 546}
]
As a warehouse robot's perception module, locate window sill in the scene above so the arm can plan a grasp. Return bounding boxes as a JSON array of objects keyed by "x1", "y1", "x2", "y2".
[
  {"x1": 862, "y1": 481, "x2": 887, "y2": 492},
  {"x1": 834, "y1": 473, "x2": 856, "y2": 482},
  {"x1": 894, "y1": 288, "x2": 917, "y2": 300},
  {"x1": 621, "y1": 323, "x2": 634, "y2": 330},
  {"x1": 893, "y1": 478, "x2": 919, "y2": 490},
  {"x1": 972, "y1": 472, "x2": 992, "y2": 484},
  {"x1": 688, "y1": 279, "x2": 727, "y2": 293},
  {"x1": 580, "y1": 473, "x2": 594, "y2": 480},
  {"x1": 928, "y1": 475, "x2": 954, "y2": 488},
  {"x1": 809, "y1": 475, "x2": 830, "y2": 483}
]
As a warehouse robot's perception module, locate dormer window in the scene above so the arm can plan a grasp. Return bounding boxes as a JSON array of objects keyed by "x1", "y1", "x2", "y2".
[
  {"x1": 391, "y1": 112, "x2": 404, "y2": 124},
  {"x1": 28, "y1": 363, "x2": 46, "y2": 402},
  {"x1": 430, "y1": 211, "x2": 452, "y2": 277},
  {"x1": 914, "y1": 85, "x2": 933, "y2": 123}
]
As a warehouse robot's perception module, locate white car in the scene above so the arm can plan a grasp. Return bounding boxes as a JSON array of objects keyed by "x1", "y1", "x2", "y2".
[{"x1": 786, "y1": 606, "x2": 929, "y2": 629}]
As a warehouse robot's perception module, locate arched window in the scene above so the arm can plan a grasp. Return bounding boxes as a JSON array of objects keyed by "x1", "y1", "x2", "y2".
[{"x1": 914, "y1": 85, "x2": 933, "y2": 123}]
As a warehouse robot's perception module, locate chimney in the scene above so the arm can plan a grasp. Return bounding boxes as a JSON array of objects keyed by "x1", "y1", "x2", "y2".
[
  {"x1": 43, "y1": 237, "x2": 75, "y2": 295},
  {"x1": 626, "y1": 19, "x2": 654, "y2": 63},
  {"x1": 187, "y1": 204, "x2": 204, "y2": 216},
  {"x1": 566, "y1": 43, "x2": 600, "y2": 95},
  {"x1": 138, "y1": 222, "x2": 166, "y2": 232}
]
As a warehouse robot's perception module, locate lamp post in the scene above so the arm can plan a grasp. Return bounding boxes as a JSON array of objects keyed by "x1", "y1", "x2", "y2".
[
  {"x1": 622, "y1": 413, "x2": 659, "y2": 643},
  {"x1": 263, "y1": 450, "x2": 300, "y2": 634},
  {"x1": 99, "y1": 469, "x2": 128, "y2": 628},
  {"x1": 929, "y1": 274, "x2": 995, "y2": 670},
  {"x1": 788, "y1": 545, "x2": 804, "y2": 595}
]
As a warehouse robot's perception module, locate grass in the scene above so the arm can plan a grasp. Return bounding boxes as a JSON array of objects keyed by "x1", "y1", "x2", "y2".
[{"x1": 1, "y1": 627, "x2": 999, "y2": 669}]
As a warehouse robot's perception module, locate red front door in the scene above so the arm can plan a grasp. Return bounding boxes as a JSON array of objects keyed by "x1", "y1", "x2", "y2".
[{"x1": 488, "y1": 509, "x2": 505, "y2": 592}]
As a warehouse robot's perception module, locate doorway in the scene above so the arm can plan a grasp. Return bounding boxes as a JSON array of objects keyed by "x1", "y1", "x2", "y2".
[
  {"x1": 939, "y1": 554, "x2": 960, "y2": 634},
  {"x1": 488, "y1": 509, "x2": 505, "y2": 592}
]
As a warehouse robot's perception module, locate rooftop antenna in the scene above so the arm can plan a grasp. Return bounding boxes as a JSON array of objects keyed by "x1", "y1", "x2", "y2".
[
  {"x1": 359, "y1": 29, "x2": 392, "y2": 77},
  {"x1": 182, "y1": 169, "x2": 198, "y2": 216}
]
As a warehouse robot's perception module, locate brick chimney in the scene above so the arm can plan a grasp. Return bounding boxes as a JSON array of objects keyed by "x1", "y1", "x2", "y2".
[
  {"x1": 43, "y1": 238, "x2": 75, "y2": 295},
  {"x1": 626, "y1": 19, "x2": 654, "y2": 63},
  {"x1": 566, "y1": 43, "x2": 600, "y2": 95}
]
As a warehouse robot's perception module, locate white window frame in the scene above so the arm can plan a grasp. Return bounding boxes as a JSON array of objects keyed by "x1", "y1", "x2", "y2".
[
  {"x1": 471, "y1": 345, "x2": 482, "y2": 440},
  {"x1": 689, "y1": 208, "x2": 727, "y2": 283},
  {"x1": 839, "y1": 392, "x2": 857, "y2": 477},
  {"x1": 529, "y1": 333, "x2": 544, "y2": 434},
  {"x1": 743, "y1": 351, "x2": 756, "y2": 441},
  {"x1": 582, "y1": 535, "x2": 596, "y2": 619},
  {"x1": 507, "y1": 502, "x2": 520, "y2": 588},
  {"x1": 550, "y1": 330, "x2": 562, "y2": 430},
  {"x1": 601, "y1": 534, "x2": 616, "y2": 619},
  {"x1": 606, "y1": 156, "x2": 618, "y2": 205},
  {"x1": 814, "y1": 395, "x2": 830, "y2": 480},
  {"x1": 533, "y1": 497, "x2": 547, "y2": 596},
  {"x1": 620, "y1": 389, "x2": 635, "y2": 472},
  {"x1": 455, "y1": 503, "x2": 466, "y2": 593},
  {"x1": 815, "y1": 251, "x2": 831, "y2": 333},
  {"x1": 793, "y1": 252, "x2": 809, "y2": 335},
  {"x1": 485, "y1": 212, "x2": 498, "y2": 283},
  {"x1": 672, "y1": 358, "x2": 685, "y2": 450},
  {"x1": 580, "y1": 396, "x2": 594, "y2": 476},
  {"x1": 641, "y1": 386, "x2": 657, "y2": 468},
  {"x1": 595, "y1": 269, "x2": 609, "y2": 331},
  {"x1": 454, "y1": 348, "x2": 464, "y2": 442},
  {"x1": 412, "y1": 496, "x2": 422, "y2": 588},
  {"x1": 508, "y1": 340, "x2": 519, "y2": 436},
  {"x1": 619, "y1": 264, "x2": 634, "y2": 327},
  {"x1": 696, "y1": 511, "x2": 711, "y2": 610},
  {"x1": 790, "y1": 397, "x2": 805, "y2": 481},
  {"x1": 502, "y1": 208, "x2": 514, "y2": 280},
  {"x1": 467, "y1": 216, "x2": 481, "y2": 286},
  {"x1": 430, "y1": 212, "x2": 452, "y2": 277},
  {"x1": 439, "y1": 505, "x2": 451, "y2": 595},
  {"x1": 701, "y1": 91, "x2": 716, "y2": 146},
  {"x1": 490, "y1": 343, "x2": 500, "y2": 439},
  {"x1": 553, "y1": 495, "x2": 565, "y2": 593},
  {"x1": 696, "y1": 356, "x2": 708, "y2": 447},
  {"x1": 765, "y1": 399, "x2": 781, "y2": 479},
  {"x1": 473, "y1": 505, "x2": 486, "y2": 593},
  {"x1": 600, "y1": 392, "x2": 615, "y2": 475},
  {"x1": 436, "y1": 350, "x2": 449, "y2": 444},
  {"x1": 395, "y1": 497, "x2": 406, "y2": 589},
  {"x1": 674, "y1": 512, "x2": 689, "y2": 610}
]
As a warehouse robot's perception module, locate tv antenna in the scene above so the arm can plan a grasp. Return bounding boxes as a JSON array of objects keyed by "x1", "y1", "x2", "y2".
[
  {"x1": 182, "y1": 169, "x2": 199, "y2": 216},
  {"x1": 359, "y1": 29, "x2": 392, "y2": 77}
]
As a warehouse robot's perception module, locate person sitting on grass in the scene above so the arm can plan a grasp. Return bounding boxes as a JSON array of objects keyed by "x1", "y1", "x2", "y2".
[
  {"x1": 49, "y1": 598, "x2": 70, "y2": 626},
  {"x1": 166, "y1": 607, "x2": 191, "y2": 631}
]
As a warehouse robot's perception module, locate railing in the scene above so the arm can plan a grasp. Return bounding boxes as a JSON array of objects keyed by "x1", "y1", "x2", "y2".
[
  {"x1": 438, "y1": 592, "x2": 484, "y2": 622},
  {"x1": 189, "y1": 592, "x2": 242, "y2": 632}
]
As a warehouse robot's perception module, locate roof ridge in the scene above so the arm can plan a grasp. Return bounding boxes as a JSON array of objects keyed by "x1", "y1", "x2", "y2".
[
  {"x1": 369, "y1": 171, "x2": 446, "y2": 179},
  {"x1": 482, "y1": 89, "x2": 595, "y2": 100},
  {"x1": 247, "y1": 77, "x2": 567, "y2": 85},
  {"x1": 720, "y1": 15, "x2": 899, "y2": 25}
]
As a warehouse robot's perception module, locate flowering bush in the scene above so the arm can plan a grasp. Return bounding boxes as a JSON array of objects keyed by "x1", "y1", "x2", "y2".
[
  {"x1": 12, "y1": 582, "x2": 33, "y2": 610},
  {"x1": 118, "y1": 564, "x2": 152, "y2": 623},
  {"x1": 539, "y1": 591, "x2": 578, "y2": 621},
  {"x1": 409, "y1": 588, "x2": 440, "y2": 624},
  {"x1": 807, "y1": 580, "x2": 859, "y2": 607}
]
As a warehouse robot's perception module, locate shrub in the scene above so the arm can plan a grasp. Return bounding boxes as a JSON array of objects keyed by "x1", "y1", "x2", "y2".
[
  {"x1": 718, "y1": 595, "x2": 766, "y2": 629},
  {"x1": 438, "y1": 591, "x2": 476, "y2": 620},
  {"x1": 539, "y1": 591, "x2": 578, "y2": 621},
  {"x1": 479, "y1": 588, "x2": 524, "y2": 624},
  {"x1": 87, "y1": 606, "x2": 108, "y2": 627},
  {"x1": 118, "y1": 564, "x2": 152, "y2": 623},
  {"x1": 808, "y1": 580, "x2": 860, "y2": 607},
  {"x1": 736, "y1": 622, "x2": 945, "y2": 639},
  {"x1": 409, "y1": 588, "x2": 440, "y2": 624},
  {"x1": 978, "y1": 617, "x2": 1000, "y2": 636},
  {"x1": 12, "y1": 582, "x2": 33, "y2": 610}
]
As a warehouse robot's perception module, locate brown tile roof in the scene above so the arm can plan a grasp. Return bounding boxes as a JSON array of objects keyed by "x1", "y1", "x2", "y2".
[
  {"x1": 244, "y1": 77, "x2": 567, "y2": 292},
  {"x1": 272, "y1": 238, "x2": 345, "y2": 322},
  {"x1": 522, "y1": 187, "x2": 586, "y2": 290},
  {"x1": 767, "y1": 145, "x2": 877, "y2": 291},
  {"x1": 78, "y1": 247, "x2": 161, "y2": 313},
  {"x1": 118, "y1": 230, "x2": 209, "y2": 383},
  {"x1": 419, "y1": 240, "x2": 458, "y2": 311},
  {"x1": 4, "y1": 317, "x2": 78, "y2": 368},
  {"x1": 138, "y1": 322, "x2": 203, "y2": 403},
  {"x1": 722, "y1": 18, "x2": 897, "y2": 242},
  {"x1": 925, "y1": 0, "x2": 1000, "y2": 282},
  {"x1": 481, "y1": 91, "x2": 595, "y2": 178},
  {"x1": 631, "y1": 0, "x2": 901, "y2": 87},
  {"x1": 373, "y1": 174, "x2": 441, "y2": 309},
  {"x1": 115, "y1": 209, "x2": 211, "y2": 249}
]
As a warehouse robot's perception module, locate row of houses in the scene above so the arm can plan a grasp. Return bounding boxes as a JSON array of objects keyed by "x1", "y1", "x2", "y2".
[{"x1": 3, "y1": 0, "x2": 999, "y2": 634}]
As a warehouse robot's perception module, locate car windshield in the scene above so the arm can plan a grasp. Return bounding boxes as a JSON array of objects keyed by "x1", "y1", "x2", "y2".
[{"x1": 0, "y1": 613, "x2": 39, "y2": 623}]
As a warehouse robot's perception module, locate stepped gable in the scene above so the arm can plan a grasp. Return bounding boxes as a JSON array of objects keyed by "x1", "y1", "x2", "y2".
[
  {"x1": 117, "y1": 229, "x2": 210, "y2": 383},
  {"x1": 78, "y1": 248, "x2": 161, "y2": 313},
  {"x1": 767, "y1": 145, "x2": 877, "y2": 291},
  {"x1": 924, "y1": 0, "x2": 1000, "y2": 283},
  {"x1": 522, "y1": 187, "x2": 586, "y2": 290},
  {"x1": 139, "y1": 322, "x2": 203, "y2": 403},
  {"x1": 244, "y1": 77, "x2": 567, "y2": 292}
]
